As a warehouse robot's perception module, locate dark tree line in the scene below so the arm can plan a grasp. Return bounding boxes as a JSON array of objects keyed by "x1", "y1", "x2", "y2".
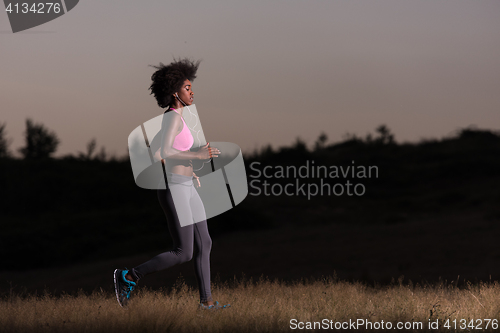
[
  {"x1": 0, "y1": 119, "x2": 59, "y2": 159},
  {"x1": 2, "y1": 119, "x2": 399, "y2": 162},
  {"x1": 0, "y1": 119, "x2": 113, "y2": 161}
]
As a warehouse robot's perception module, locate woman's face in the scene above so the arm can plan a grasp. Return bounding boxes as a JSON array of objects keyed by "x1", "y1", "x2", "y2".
[{"x1": 176, "y1": 79, "x2": 194, "y2": 106}]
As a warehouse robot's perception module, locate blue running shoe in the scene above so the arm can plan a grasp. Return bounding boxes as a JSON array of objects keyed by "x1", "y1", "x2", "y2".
[
  {"x1": 199, "y1": 301, "x2": 231, "y2": 310},
  {"x1": 114, "y1": 268, "x2": 136, "y2": 308}
]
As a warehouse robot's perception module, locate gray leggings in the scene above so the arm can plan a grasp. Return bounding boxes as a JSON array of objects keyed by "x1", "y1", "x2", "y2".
[{"x1": 130, "y1": 173, "x2": 213, "y2": 303}]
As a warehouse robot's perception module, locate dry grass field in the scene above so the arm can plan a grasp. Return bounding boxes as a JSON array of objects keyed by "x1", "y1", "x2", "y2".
[{"x1": 1, "y1": 275, "x2": 500, "y2": 333}]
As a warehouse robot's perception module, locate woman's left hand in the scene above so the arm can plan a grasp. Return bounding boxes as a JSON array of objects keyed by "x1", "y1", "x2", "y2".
[{"x1": 193, "y1": 172, "x2": 201, "y2": 188}]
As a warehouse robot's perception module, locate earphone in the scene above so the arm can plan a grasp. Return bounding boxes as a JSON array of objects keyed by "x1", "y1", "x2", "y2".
[
  {"x1": 174, "y1": 93, "x2": 184, "y2": 108},
  {"x1": 173, "y1": 93, "x2": 213, "y2": 171}
]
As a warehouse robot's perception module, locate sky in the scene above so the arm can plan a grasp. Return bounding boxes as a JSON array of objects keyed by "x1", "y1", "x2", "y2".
[{"x1": 1, "y1": 0, "x2": 500, "y2": 159}]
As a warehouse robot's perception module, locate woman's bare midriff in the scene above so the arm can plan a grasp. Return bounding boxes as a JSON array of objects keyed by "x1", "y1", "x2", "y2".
[{"x1": 164, "y1": 156, "x2": 193, "y2": 177}]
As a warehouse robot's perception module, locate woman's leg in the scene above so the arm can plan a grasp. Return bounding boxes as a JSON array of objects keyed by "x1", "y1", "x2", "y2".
[
  {"x1": 190, "y1": 185, "x2": 213, "y2": 303},
  {"x1": 128, "y1": 177, "x2": 214, "y2": 304},
  {"x1": 129, "y1": 185, "x2": 194, "y2": 282}
]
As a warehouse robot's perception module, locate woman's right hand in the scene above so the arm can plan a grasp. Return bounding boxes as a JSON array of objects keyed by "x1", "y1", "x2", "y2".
[{"x1": 197, "y1": 143, "x2": 220, "y2": 160}]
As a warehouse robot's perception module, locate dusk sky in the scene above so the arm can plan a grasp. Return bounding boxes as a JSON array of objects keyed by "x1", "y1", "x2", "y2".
[{"x1": 1, "y1": 0, "x2": 499, "y2": 158}]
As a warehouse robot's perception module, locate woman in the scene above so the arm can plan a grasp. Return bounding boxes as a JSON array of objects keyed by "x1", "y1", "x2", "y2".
[{"x1": 114, "y1": 58, "x2": 229, "y2": 310}]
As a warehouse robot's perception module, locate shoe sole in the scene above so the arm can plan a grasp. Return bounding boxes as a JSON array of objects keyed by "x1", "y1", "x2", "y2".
[{"x1": 113, "y1": 269, "x2": 125, "y2": 308}]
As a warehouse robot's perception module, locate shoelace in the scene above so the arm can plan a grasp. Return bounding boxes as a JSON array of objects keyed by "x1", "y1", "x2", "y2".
[{"x1": 124, "y1": 283, "x2": 135, "y2": 299}]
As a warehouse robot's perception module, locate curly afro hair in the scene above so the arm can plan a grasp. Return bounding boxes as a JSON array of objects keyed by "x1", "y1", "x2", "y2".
[{"x1": 148, "y1": 58, "x2": 201, "y2": 109}]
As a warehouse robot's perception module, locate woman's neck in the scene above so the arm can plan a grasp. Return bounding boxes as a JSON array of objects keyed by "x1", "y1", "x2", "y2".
[{"x1": 170, "y1": 100, "x2": 184, "y2": 113}]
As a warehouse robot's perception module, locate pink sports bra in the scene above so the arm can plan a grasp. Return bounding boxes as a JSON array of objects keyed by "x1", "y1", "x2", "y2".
[{"x1": 167, "y1": 108, "x2": 194, "y2": 151}]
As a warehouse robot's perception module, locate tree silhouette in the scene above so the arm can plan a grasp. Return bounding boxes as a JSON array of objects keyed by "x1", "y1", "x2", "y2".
[
  {"x1": 0, "y1": 122, "x2": 12, "y2": 158},
  {"x1": 314, "y1": 132, "x2": 328, "y2": 150},
  {"x1": 293, "y1": 136, "x2": 308, "y2": 152},
  {"x1": 77, "y1": 138, "x2": 97, "y2": 160},
  {"x1": 95, "y1": 146, "x2": 107, "y2": 161},
  {"x1": 18, "y1": 118, "x2": 60, "y2": 159},
  {"x1": 374, "y1": 124, "x2": 395, "y2": 144}
]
